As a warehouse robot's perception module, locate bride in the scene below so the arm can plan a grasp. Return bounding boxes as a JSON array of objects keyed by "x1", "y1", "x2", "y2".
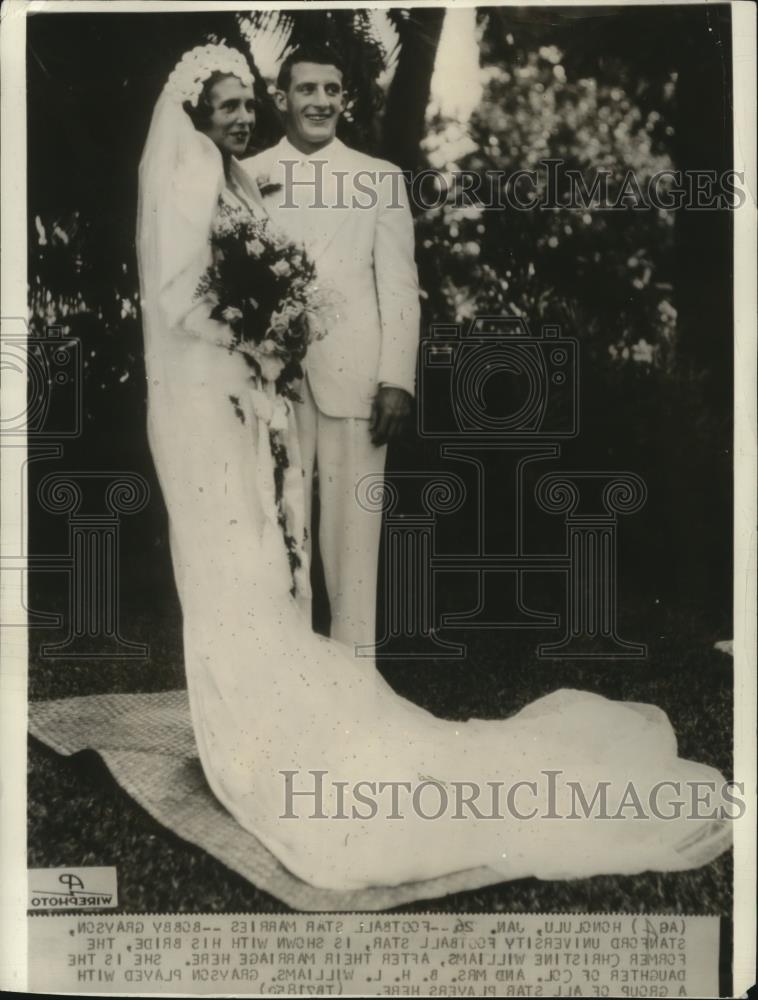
[{"x1": 137, "y1": 43, "x2": 731, "y2": 892}]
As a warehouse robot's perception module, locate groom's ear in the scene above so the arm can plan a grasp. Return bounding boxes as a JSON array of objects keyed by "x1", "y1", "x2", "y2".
[{"x1": 273, "y1": 89, "x2": 288, "y2": 114}]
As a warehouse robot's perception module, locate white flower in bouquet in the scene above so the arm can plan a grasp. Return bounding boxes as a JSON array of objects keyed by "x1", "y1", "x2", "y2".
[
  {"x1": 281, "y1": 301, "x2": 303, "y2": 326},
  {"x1": 304, "y1": 307, "x2": 327, "y2": 342},
  {"x1": 268, "y1": 400, "x2": 290, "y2": 433},
  {"x1": 253, "y1": 349, "x2": 286, "y2": 383},
  {"x1": 270, "y1": 259, "x2": 292, "y2": 279},
  {"x1": 246, "y1": 238, "x2": 266, "y2": 257},
  {"x1": 259, "y1": 355, "x2": 285, "y2": 382},
  {"x1": 222, "y1": 306, "x2": 243, "y2": 323},
  {"x1": 268, "y1": 310, "x2": 286, "y2": 336}
]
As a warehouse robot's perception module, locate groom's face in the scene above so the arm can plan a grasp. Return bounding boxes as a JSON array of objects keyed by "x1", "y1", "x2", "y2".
[{"x1": 276, "y1": 62, "x2": 345, "y2": 153}]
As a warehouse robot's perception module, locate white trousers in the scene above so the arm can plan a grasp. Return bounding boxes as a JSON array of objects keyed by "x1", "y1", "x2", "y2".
[{"x1": 294, "y1": 377, "x2": 387, "y2": 653}]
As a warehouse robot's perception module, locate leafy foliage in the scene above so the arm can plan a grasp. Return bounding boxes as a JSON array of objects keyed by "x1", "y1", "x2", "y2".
[{"x1": 416, "y1": 27, "x2": 679, "y2": 372}]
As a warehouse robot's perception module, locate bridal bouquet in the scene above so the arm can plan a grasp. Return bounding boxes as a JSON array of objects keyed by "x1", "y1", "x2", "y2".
[
  {"x1": 196, "y1": 198, "x2": 328, "y2": 401},
  {"x1": 195, "y1": 198, "x2": 329, "y2": 598}
]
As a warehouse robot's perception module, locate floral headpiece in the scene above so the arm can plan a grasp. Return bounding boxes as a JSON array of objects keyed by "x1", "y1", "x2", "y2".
[{"x1": 164, "y1": 43, "x2": 254, "y2": 107}]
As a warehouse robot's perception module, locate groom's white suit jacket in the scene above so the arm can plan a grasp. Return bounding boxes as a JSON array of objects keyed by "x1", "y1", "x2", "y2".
[{"x1": 243, "y1": 137, "x2": 420, "y2": 418}]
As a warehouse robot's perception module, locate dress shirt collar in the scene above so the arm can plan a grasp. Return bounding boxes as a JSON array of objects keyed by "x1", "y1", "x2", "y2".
[{"x1": 276, "y1": 136, "x2": 348, "y2": 166}]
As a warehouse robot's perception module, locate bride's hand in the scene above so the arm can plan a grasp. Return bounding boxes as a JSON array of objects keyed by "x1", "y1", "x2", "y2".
[{"x1": 182, "y1": 303, "x2": 236, "y2": 351}]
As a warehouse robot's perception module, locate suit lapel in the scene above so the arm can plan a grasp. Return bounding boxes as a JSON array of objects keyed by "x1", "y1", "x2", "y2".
[
  {"x1": 310, "y1": 140, "x2": 361, "y2": 260},
  {"x1": 279, "y1": 139, "x2": 358, "y2": 260},
  {"x1": 244, "y1": 139, "x2": 362, "y2": 260}
]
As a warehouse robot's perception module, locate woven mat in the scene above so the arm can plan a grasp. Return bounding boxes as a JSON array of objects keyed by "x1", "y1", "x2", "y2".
[{"x1": 28, "y1": 691, "x2": 506, "y2": 912}]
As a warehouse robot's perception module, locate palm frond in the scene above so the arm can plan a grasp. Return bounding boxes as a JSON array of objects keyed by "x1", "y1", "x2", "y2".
[{"x1": 238, "y1": 10, "x2": 294, "y2": 83}]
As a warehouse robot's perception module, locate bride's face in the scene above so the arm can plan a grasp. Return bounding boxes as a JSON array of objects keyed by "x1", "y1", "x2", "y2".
[{"x1": 199, "y1": 75, "x2": 256, "y2": 158}]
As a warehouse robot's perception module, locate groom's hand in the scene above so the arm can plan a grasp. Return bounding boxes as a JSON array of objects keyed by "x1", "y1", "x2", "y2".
[{"x1": 370, "y1": 386, "x2": 412, "y2": 446}]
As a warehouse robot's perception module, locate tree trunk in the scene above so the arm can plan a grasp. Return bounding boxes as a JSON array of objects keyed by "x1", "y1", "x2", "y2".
[{"x1": 381, "y1": 8, "x2": 446, "y2": 173}]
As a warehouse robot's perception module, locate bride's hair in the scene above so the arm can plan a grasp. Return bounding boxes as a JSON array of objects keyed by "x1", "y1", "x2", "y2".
[
  {"x1": 164, "y1": 44, "x2": 278, "y2": 151},
  {"x1": 182, "y1": 71, "x2": 256, "y2": 130}
]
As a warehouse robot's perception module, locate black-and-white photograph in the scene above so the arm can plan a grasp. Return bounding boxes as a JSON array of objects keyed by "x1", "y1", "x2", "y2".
[{"x1": 1, "y1": 0, "x2": 755, "y2": 995}]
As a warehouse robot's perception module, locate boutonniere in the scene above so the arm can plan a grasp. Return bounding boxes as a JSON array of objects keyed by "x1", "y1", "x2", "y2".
[{"x1": 256, "y1": 173, "x2": 283, "y2": 198}]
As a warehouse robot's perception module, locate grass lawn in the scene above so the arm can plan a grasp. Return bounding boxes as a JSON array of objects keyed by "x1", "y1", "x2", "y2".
[{"x1": 27, "y1": 598, "x2": 734, "y2": 915}]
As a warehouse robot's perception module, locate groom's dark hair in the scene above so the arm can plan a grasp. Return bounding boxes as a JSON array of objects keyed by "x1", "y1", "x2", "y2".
[{"x1": 276, "y1": 44, "x2": 346, "y2": 93}]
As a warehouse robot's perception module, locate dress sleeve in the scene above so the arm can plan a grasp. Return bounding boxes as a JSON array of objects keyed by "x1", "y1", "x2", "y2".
[
  {"x1": 159, "y1": 175, "x2": 264, "y2": 356},
  {"x1": 179, "y1": 299, "x2": 236, "y2": 351}
]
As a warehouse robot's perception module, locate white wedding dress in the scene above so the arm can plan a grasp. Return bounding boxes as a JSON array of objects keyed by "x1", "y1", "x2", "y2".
[{"x1": 137, "y1": 93, "x2": 731, "y2": 891}]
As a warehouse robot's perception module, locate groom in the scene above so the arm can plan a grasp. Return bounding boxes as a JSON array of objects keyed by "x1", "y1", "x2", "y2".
[{"x1": 243, "y1": 45, "x2": 421, "y2": 652}]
